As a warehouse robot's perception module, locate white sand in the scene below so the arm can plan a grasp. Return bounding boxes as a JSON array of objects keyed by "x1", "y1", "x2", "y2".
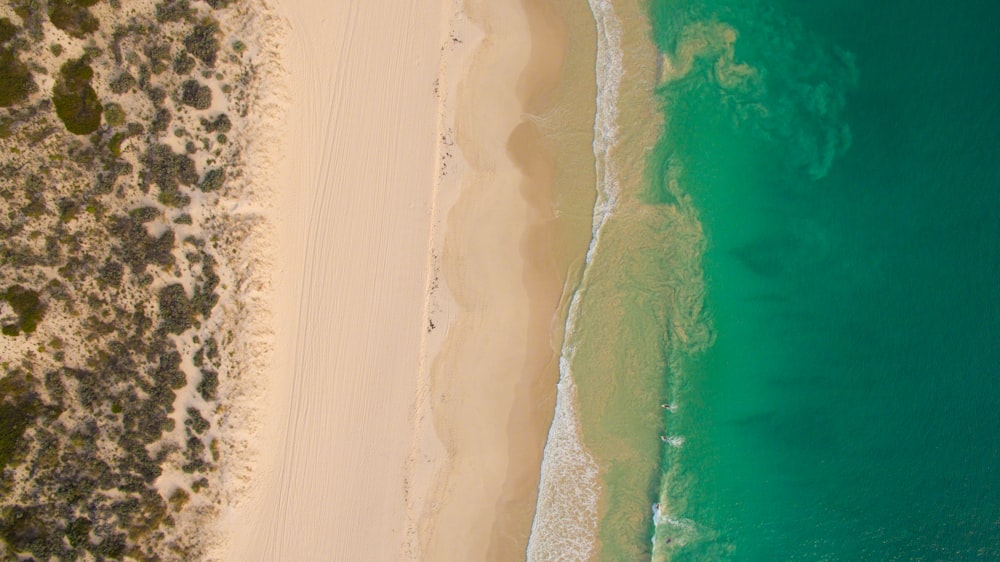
[
  {"x1": 212, "y1": 0, "x2": 583, "y2": 557},
  {"x1": 219, "y1": 0, "x2": 446, "y2": 559},
  {"x1": 402, "y1": 0, "x2": 573, "y2": 559}
]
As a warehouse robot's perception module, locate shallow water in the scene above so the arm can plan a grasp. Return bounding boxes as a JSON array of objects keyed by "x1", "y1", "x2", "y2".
[{"x1": 531, "y1": 0, "x2": 1000, "y2": 559}]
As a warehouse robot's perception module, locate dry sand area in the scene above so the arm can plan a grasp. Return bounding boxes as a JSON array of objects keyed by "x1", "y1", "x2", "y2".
[{"x1": 219, "y1": 0, "x2": 583, "y2": 559}]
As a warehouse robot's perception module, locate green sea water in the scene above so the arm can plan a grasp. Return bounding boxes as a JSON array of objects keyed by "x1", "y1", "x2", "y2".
[
  {"x1": 528, "y1": 0, "x2": 998, "y2": 559},
  {"x1": 643, "y1": 0, "x2": 1000, "y2": 559}
]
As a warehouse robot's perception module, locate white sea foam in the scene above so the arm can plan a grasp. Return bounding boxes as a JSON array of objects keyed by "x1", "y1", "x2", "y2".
[{"x1": 526, "y1": 0, "x2": 624, "y2": 560}]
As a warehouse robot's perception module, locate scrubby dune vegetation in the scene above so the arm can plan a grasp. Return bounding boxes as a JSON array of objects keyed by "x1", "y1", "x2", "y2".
[{"x1": 0, "y1": 0, "x2": 263, "y2": 559}]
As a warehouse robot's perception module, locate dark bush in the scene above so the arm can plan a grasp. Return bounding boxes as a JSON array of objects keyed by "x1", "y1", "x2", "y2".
[
  {"x1": 155, "y1": 0, "x2": 192, "y2": 23},
  {"x1": 150, "y1": 107, "x2": 172, "y2": 134},
  {"x1": 185, "y1": 408, "x2": 209, "y2": 434},
  {"x1": 110, "y1": 216, "x2": 176, "y2": 273},
  {"x1": 147, "y1": 86, "x2": 167, "y2": 107},
  {"x1": 204, "y1": 335, "x2": 219, "y2": 362},
  {"x1": 0, "y1": 398, "x2": 37, "y2": 469},
  {"x1": 2, "y1": 285, "x2": 44, "y2": 335},
  {"x1": 52, "y1": 57, "x2": 101, "y2": 134},
  {"x1": 0, "y1": 47, "x2": 36, "y2": 107},
  {"x1": 144, "y1": 41, "x2": 171, "y2": 64},
  {"x1": 183, "y1": 19, "x2": 220, "y2": 66},
  {"x1": 92, "y1": 533, "x2": 126, "y2": 559},
  {"x1": 0, "y1": 18, "x2": 17, "y2": 43},
  {"x1": 158, "y1": 284, "x2": 191, "y2": 335},
  {"x1": 65, "y1": 517, "x2": 92, "y2": 548},
  {"x1": 98, "y1": 260, "x2": 124, "y2": 288},
  {"x1": 191, "y1": 287, "x2": 218, "y2": 318},
  {"x1": 144, "y1": 143, "x2": 197, "y2": 191},
  {"x1": 48, "y1": 0, "x2": 99, "y2": 38},
  {"x1": 199, "y1": 167, "x2": 225, "y2": 192},
  {"x1": 129, "y1": 206, "x2": 159, "y2": 223},
  {"x1": 156, "y1": 350, "x2": 186, "y2": 389},
  {"x1": 108, "y1": 71, "x2": 135, "y2": 94},
  {"x1": 0, "y1": 506, "x2": 48, "y2": 555},
  {"x1": 180, "y1": 79, "x2": 212, "y2": 110},
  {"x1": 197, "y1": 370, "x2": 218, "y2": 401},
  {"x1": 173, "y1": 52, "x2": 195, "y2": 75},
  {"x1": 201, "y1": 112, "x2": 231, "y2": 133}
]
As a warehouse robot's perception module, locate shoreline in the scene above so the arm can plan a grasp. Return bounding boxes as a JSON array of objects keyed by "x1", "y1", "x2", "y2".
[
  {"x1": 215, "y1": 0, "x2": 597, "y2": 558},
  {"x1": 404, "y1": 0, "x2": 597, "y2": 559}
]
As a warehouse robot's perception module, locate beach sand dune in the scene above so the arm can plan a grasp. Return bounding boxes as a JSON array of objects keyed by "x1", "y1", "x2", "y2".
[{"x1": 225, "y1": 0, "x2": 444, "y2": 559}]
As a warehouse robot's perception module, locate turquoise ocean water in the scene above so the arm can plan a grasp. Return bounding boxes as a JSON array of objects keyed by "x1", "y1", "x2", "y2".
[
  {"x1": 529, "y1": 0, "x2": 998, "y2": 559},
  {"x1": 648, "y1": 0, "x2": 1000, "y2": 559}
]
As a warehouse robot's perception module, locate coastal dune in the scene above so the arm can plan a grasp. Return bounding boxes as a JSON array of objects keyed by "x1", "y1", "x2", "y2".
[{"x1": 224, "y1": 0, "x2": 445, "y2": 559}]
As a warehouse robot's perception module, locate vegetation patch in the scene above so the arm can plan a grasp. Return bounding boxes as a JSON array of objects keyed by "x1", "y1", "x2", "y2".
[
  {"x1": 47, "y1": 0, "x2": 100, "y2": 38},
  {"x1": 52, "y1": 57, "x2": 102, "y2": 135},
  {"x1": 158, "y1": 283, "x2": 192, "y2": 335},
  {"x1": 0, "y1": 48, "x2": 36, "y2": 107},
  {"x1": 184, "y1": 19, "x2": 220, "y2": 66},
  {"x1": 1, "y1": 286, "x2": 44, "y2": 336},
  {"x1": 199, "y1": 167, "x2": 225, "y2": 192},
  {"x1": 180, "y1": 79, "x2": 212, "y2": 109},
  {"x1": 0, "y1": 380, "x2": 39, "y2": 469},
  {"x1": 0, "y1": 0, "x2": 252, "y2": 557},
  {"x1": 0, "y1": 18, "x2": 17, "y2": 43}
]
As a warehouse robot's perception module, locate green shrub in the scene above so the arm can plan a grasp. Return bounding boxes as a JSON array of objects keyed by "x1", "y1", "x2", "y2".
[
  {"x1": 183, "y1": 19, "x2": 220, "y2": 66},
  {"x1": 199, "y1": 168, "x2": 225, "y2": 192},
  {"x1": 109, "y1": 71, "x2": 136, "y2": 94},
  {"x1": 129, "y1": 206, "x2": 159, "y2": 223},
  {"x1": 0, "y1": 400, "x2": 36, "y2": 469},
  {"x1": 110, "y1": 216, "x2": 176, "y2": 273},
  {"x1": 2, "y1": 285, "x2": 44, "y2": 335},
  {"x1": 65, "y1": 517, "x2": 92, "y2": 549},
  {"x1": 53, "y1": 57, "x2": 102, "y2": 135},
  {"x1": 104, "y1": 102, "x2": 125, "y2": 126},
  {"x1": 47, "y1": 0, "x2": 99, "y2": 38},
  {"x1": 197, "y1": 369, "x2": 218, "y2": 401},
  {"x1": 155, "y1": 0, "x2": 192, "y2": 23},
  {"x1": 0, "y1": 18, "x2": 17, "y2": 43},
  {"x1": 185, "y1": 407, "x2": 209, "y2": 434},
  {"x1": 144, "y1": 143, "x2": 198, "y2": 190},
  {"x1": 150, "y1": 107, "x2": 171, "y2": 134},
  {"x1": 201, "y1": 112, "x2": 231, "y2": 133},
  {"x1": 108, "y1": 132, "x2": 125, "y2": 156},
  {"x1": 0, "y1": 47, "x2": 36, "y2": 107},
  {"x1": 180, "y1": 79, "x2": 211, "y2": 109},
  {"x1": 158, "y1": 284, "x2": 191, "y2": 334},
  {"x1": 98, "y1": 260, "x2": 124, "y2": 288},
  {"x1": 146, "y1": 86, "x2": 167, "y2": 107},
  {"x1": 173, "y1": 52, "x2": 195, "y2": 75}
]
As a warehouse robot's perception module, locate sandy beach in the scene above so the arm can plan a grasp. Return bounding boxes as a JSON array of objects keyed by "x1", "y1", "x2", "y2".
[
  {"x1": 222, "y1": 0, "x2": 445, "y2": 559},
  {"x1": 404, "y1": 0, "x2": 585, "y2": 559},
  {"x1": 216, "y1": 0, "x2": 593, "y2": 558}
]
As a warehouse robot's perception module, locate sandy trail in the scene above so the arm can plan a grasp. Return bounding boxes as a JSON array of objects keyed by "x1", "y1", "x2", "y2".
[{"x1": 226, "y1": 0, "x2": 444, "y2": 559}]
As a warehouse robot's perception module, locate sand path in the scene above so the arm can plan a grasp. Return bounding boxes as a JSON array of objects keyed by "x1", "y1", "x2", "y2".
[{"x1": 226, "y1": 0, "x2": 444, "y2": 559}]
